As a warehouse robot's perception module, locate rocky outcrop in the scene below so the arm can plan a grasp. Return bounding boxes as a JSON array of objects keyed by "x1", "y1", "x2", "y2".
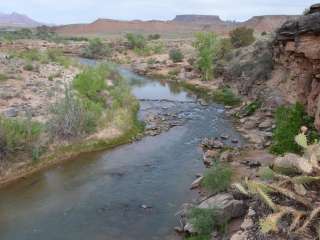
[{"x1": 273, "y1": 4, "x2": 320, "y2": 130}]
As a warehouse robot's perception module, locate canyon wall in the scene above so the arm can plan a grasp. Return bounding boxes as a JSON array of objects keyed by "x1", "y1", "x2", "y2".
[{"x1": 273, "y1": 4, "x2": 320, "y2": 129}]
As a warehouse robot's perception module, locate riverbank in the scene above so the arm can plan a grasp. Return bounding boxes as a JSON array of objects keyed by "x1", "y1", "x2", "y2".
[{"x1": 0, "y1": 55, "x2": 144, "y2": 188}]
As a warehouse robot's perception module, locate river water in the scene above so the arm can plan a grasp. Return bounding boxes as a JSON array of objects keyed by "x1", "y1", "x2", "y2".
[{"x1": 0, "y1": 62, "x2": 243, "y2": 240}]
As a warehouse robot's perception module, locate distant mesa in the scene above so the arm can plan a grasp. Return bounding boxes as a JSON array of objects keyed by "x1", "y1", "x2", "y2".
[{"x1": 173, "y1": 15, "x2": 224, "y2": 24}]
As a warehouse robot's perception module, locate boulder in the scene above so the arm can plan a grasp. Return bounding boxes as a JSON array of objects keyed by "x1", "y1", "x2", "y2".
[
  {"x1": 198, "y1": 193, "x2": 246, "y2": 224},
  {"x1": 4, "y1": 107, "x2": 18, "y2": 117},
  {"x1": 274, "y1": 153, "x2": 312, "y2": 174}
]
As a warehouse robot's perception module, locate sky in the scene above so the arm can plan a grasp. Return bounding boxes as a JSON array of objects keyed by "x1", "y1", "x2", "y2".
[{"x1": 0, "y1": 0, "x2": 318, "y2": 25}]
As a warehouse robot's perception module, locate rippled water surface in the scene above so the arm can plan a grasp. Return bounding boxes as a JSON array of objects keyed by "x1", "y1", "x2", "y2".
[{"x1": 0, "y1": 62, "x2": 243, "y2": 240}]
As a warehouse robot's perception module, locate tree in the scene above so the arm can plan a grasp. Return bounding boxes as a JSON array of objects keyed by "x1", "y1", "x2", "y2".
[
  {"x1": 229, "y1": 27, "x2": 255, "y2": 48},
  {"x1": 193, "y1": 32, "x2": 220, "y2": 81}
]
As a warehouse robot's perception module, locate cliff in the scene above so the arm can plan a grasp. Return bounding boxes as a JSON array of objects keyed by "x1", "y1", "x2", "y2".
[{"x1": 273, "y1": 4, "x2": 320, "y2": 130}]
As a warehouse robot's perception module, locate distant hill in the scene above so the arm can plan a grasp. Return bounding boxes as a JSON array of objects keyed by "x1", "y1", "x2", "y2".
[
  {"x1": 55, "y1": 14, "x2": 298, "y2": 38},
  {"x1": 0, "y1": 12, "x2": 43, "y2": 28}
]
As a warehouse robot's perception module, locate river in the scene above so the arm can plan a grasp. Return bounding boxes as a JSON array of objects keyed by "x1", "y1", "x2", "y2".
[{"x1": 0, "y1": 61, "x2": 243, "y2": 240}]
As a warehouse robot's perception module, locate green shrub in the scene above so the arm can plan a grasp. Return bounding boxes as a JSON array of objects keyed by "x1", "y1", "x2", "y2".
[
  {"x1": 169, "y1": 48, "x2": 184, "y2": 63},
  {"x1": 82, "y1": 38, "x2": 112, "y2": 59},
  {"x1": 0, "y1": 73, "x2": 9, "y2": 81},
  {"x1": 125, "y1": 33, "x2": 146, "y2": 50},
  {"x1": 202, "y1": 162, "x2": 232, "y2": 193},
  {"x1": 212, "y1": 87, "x2": 241, "y2": 106},
  {"x1": 242, "y1": 100, "x2": 262, "y2": 116},
  {"x1": 46, "y1": 48, "x2": 71, "y2": 67},
  {"x1": 230, "y1": 27, "x2": 255, "y2": 48},
  {"x1": 149, "y1": 41, "x2": 165, "y2": 54},
  {"x1": 194, "y1": 32, "x2": 220, "y2": 81},
  {"x1": 19, "y1": 49, "x2": 43, "y2": 62},
  {"x1": 48, "y1": 86, "x2": 102, "y2": 140},
  {"x1": 23, "y1": 63, "x2": 35, "y2": 71},
  {"x1": 187, "y1": 207, "x2": 227, "y2": 236},
  {"x1": 148, "y1": 34, "x2": 161, "y2": 40},
  {"x1": 271, "y1": 103, "x2": 318, "y2": 155},
  {"x1": 73, "y1": 64, "x2": 109, "y2": 104},
  {"x1": 0, "y1": 116, "x2": 42, "y2": 158}
]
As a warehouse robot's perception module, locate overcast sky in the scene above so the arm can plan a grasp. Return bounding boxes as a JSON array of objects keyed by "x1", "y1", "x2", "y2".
[{"x1": 0, "y1": 0, "x2": 318, "y2": 24}]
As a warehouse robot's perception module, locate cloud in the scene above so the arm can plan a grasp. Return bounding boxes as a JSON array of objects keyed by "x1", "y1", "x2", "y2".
[{"x1": 0, "y1": 0, "x2": 318, "y2": 24}]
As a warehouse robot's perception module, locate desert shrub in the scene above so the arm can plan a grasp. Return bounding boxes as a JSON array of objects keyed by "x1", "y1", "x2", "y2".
[
  {"x1": 82, "y1": 38, "x2": 112, "y2": 59},
  {"x1": 194, "y1": 32, "x2": 220, "y2": 81},
  {"x1": 271, "y1": 103, "x2": 318, "y2": 155},
  {"x1": 148, "y1": 34, "x2": 161, "y2": 40},
  {"x1": 217, "y1": 38, "x2": 233, "y2": 59},
  {"x1": 147, "y1": 58, "x2": 157, "y2": 65},
  {"x1": 242, "y1": 100, "x2": 262, "y2": 116},
  {"x1": 23, "y1": 63, "x2": 35, "y2": 71},
  {"x1": 72, "y1": 64, "x2": 109, "y2": 104},
  {"x1": 0, "y1": 116, "x2": 42, "y2": 158},
  {"x1": 0, "y1": 73, "x2": 9, "y2": 81},
  {"x1": 212, "y1": 87, "x2": 241, "y2": 106},
  {"x1": 48, "y1": 86, "x2": 102, "y2": 140},
  {"x1": 230, "y1": 27, "x2": 255, "y2": 48},
  {"x1": 187, "y1": 207, "x2": 227, "y2": 236},
  {"x1": 202, "y1": 162, "x2": 232, "y2": 193},
  {"x1": 46, "y1": 48, "x2": 72, "y2": 67},
  {"x1": 19, "y1": 49, "x2": 43, "y2": 62},
  {"x1": 125, "y1": 33, "x2": 146, "y2": 50},
  {"x1": 169, "y1": 48, "x2": 184, "y2": 63},
  {"x1": 261, "y1": 31, "x2": 267, "y2": 36},
  {"x1": 149, "y1": 41, "x2": 165, "y2": 54}
]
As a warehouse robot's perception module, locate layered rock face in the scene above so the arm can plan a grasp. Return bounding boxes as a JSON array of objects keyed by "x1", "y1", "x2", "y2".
[{"x1": 274, "y1": 4, "x2": 320, "y2": 130}]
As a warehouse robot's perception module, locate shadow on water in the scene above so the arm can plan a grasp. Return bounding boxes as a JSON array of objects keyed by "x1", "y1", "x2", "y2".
[{"x1": 0, "y1": 59, "x2": 244, "y2": 240}]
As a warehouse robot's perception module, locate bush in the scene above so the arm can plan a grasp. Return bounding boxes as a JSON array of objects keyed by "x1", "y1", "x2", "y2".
[
  {"x1": 0, "y1": 116, "x2": 42, "y2": 158},
  {"x1": 48, "y1": 86, "x2": 102, "y2": 140},
  {"x1": 19, "y1": 49, "x2": 43, "y2": 62},
  {"x1": 149, "y1": 41, "x2": 165, "y2": 54},
  {"x1": 23, "y1": 63, "x2": 35, "y2": 71},
  {"x1": 72, "y1": 64, "x2": 109, "y2": 104},
  {"x1": 242, "y1": 100, "x2": 262, "y2": 116},
  {"x1": 0, "y1": 73, "x2": 9, "y2": 81},
  {"x1": 187, "y1": 207, "x2": 227, "y2": 236},
  {"x1": 230, "y1": 27, "x2": 255, "y2": 48},
  {"x1": 271, "y1": 103, "x2": 318, "y2": 155},
  {"x1": 217, "y1": 38, "x2": 233, "y2": 59},
  {"x1": 202, "y1": 162, "x2": 232, "y2": 193},
  {"x1": 169, "y1": 48, "x2": 184, "y2": 63},
  {"x1": 82, "y1": 38, "x2": 112, "y2": 59},
  {"x1": 125, "y1": 33, "x2": 146, "y2": 50},
  {"x1": 194, "y1": 32, "x2": 220, "y2": 81},
  {"x1": 148, "y1": 34, "x2": 161, "y2": 40},
  {"x1": 212, "y1": 87, "x2": 241, "y2": 106},
  {"x1": 46, "y1": 48, "x2": 72, "y2": 67}
]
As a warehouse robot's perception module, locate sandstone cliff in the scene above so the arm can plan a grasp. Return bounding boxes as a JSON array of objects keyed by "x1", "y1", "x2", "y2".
[{"x1": 273, "y1": 4, "x2": 320, "y2": 130}]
